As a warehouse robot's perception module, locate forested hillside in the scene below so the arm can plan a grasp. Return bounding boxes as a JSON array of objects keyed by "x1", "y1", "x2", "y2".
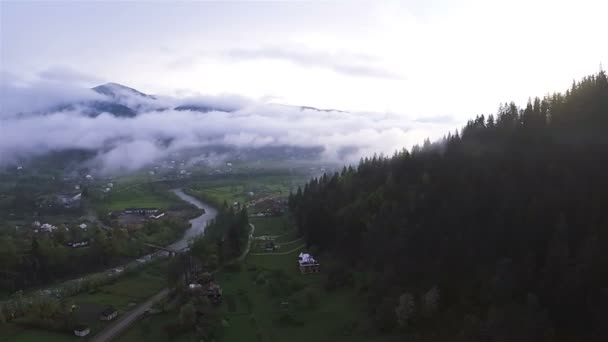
[{"x1": 289, "y1": 71, "x2": 608, "y2": 341}]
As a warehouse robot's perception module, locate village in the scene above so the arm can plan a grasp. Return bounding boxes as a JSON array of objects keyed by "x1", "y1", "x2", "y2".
[{"x1": 0, "y1": 159, "x2": 334, "y2": 342}]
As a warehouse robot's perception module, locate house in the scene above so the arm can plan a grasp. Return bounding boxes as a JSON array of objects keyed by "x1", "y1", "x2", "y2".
[
  {"x1": 79, "y1": 223, "x2": 88, "y2": 230},
  {"x1": 202, "y1": 282, "x2": 223, "y2": 304},
  {"x1": 298, "y1": 252, "x2": 320, "y2": 274},
  {"x1": 264, "y1": 240, "x2": 276, "y2": 253},
  {"x1": 150, "y1": 213, "x2": 165, "y2": 219},
  {"x1": 73, "y1": 325, "x2": 90, "y2": 337},
  {"x1": 85, "y1": 174, "x2": 93, "y2": 181},
  {"x1": 124, "y1": 208, "x2": 159, "y2": 215},
  {"x1": 56, "y1": 193, "x2": 82, "y2": 208},
  {"x1": 40, "y1": 223, "x2": 58, "y2": 232},
  {"x1": 191, "y1": 273, "x2": 223, "y2": 304},
  {"x1": 67, "y1": 240, "x2": 90, "y2": 248},
  {"x1": 99, "y1": 306, "x2": 118, "y2": 321}
]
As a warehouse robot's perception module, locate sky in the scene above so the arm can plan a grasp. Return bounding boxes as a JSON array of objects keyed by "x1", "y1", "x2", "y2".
[
  {"x1": 2, "y1": 0, "x2": 606, "y2": 114},
  {"x1": 1, "y1": 0, "x2": 607, "y2": 172}
]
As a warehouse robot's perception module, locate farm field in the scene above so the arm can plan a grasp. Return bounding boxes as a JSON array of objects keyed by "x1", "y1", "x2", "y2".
[
  {"x1": 0, "y1": 260, "x2": 169, "y2": 341},
  {"x1": 250, "y1": 217, "x2": 291, "y2": 236},
  {"x1": 100, "y1": 183, "x2": 182, "y2": 211},
  {"x1": 186, "y1": 173, "x2": 307, "y2": 209}
]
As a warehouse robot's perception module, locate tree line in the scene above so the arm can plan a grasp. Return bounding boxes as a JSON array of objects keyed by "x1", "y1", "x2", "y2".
[{"x1": 289, "y1": 71, "x2": 608, "y2": 341}]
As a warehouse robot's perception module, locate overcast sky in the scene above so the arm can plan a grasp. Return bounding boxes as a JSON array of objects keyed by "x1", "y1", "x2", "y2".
[{"x1": 2, "y1": 0, "x2": 606, "y2": 117}]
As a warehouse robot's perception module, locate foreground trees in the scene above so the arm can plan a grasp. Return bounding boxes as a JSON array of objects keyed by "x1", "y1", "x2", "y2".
[{"x1": 289, "y1": 71, "x2": 608, "y2": 341}]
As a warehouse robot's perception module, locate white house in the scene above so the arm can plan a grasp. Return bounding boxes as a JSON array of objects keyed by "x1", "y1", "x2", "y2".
[
  {"x1": 79, "y1": 223, "x2": 88, "y2": 230},
  {"x1": 100, "y1": 306, "x2": 118, "y2": 321},
  {"x1": 298, "y1": 252, "x2": 317, "y2": 266},
  {"x1": 150, "y1": 213, "x2": 165, "y2": 219},
  {"x1": 189, "y1": 283, "x2": 202, "y2": 290},
  {"x1": 74, "y1": 325, "x2": 90, "y2": 337},
  {"x1": 298, "y1": 252, "x2": 320, "y2": 274},
  {"x1": 85, "y1": 174, "x2": 93, "y2": 180},
  {"x1": 40, "y1": 223, "x2": 58, "y2": 232}
]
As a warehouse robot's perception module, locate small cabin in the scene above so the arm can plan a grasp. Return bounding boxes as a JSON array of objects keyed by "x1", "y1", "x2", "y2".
[
  {"x1": 99, "y1": 306, "x2": 118, "y2": 321},
  {"x1": 298, "y1": 252, "x2": 320, "y2": 274},
  {"x1": 264, "y1": 240, "x2": 276, "y2": 253},
  {"x1": 191, "y1": 273, "x2": 223, "y2": 304},
  {"x1": 202, "y1": 282, "x2": 223, "y2": 304},
  {"x1": 74, "y1": 325, "x2": 90, "y2": 337}
]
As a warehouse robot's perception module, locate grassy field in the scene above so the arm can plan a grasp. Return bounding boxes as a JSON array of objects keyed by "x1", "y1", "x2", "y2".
[
  {"x1": 215, "y1": 250, "x2": 397, "y2": 342},
  {"x1": 186, "y1": 173, "x2": 307, "y2": 209},
  {"x1": 119, "y1": 248, "x2": 395, "y2": 342},
  {"x1": 0, "y1": 260, "x2": 169, "y2": 341},
  {"x1": 71, "y1": 261, "x2": 168, "y2": 312},
  {"x1": 115, "y1": 313, "x2": 197, "y2": 342},
  {"x1": 251, "y1": 217, "x2": 292, "y2": 236},
  {"x1": 101, "y1": 183, "x2": 181, "y2": 211},
  {"x1": 0, "y1": 324, "x2": 77, "y2": 342},
  {"x1": 67, "y1": 260, "x2": 168, "y2": 336}
]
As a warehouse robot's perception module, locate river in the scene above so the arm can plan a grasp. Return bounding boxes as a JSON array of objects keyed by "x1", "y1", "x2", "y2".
[{"x1": 169, "y1": 188, "x2": 218, "y2": 251}]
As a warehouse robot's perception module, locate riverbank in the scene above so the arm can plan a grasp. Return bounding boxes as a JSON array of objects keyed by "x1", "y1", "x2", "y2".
[{"x1": 168, "y1": 188, "x2": 218, "y2": 251}]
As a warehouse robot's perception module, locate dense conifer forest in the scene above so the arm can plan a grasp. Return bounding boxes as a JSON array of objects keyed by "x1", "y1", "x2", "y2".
[{"x1": 289, "y1": 71, "x2": 608, "y2": 341}]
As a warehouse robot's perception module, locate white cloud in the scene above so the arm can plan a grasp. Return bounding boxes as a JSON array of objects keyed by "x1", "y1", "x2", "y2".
[
  {"x1": 0, "y1": 83, "x2": 457, "y2": 172},
  {"x1": 225, "y1": 46, "x2": 405, "y2": 80}
]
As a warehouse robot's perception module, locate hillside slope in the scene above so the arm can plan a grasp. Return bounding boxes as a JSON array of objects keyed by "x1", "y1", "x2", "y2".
[{"x1": 289, "y1": 71, "x2": 608, "y2": 342}]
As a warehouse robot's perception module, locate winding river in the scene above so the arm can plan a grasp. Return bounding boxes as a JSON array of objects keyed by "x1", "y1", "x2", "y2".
[{"x1": 169, "y1": 188, "x2": 218, "y2": 251}]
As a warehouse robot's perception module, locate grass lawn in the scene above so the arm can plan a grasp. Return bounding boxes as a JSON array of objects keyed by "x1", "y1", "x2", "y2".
[
  {"x1": 115, "y1": 312, "x2": 199, "y2": 342},
  {"x1": 215, "y1": 250, "x2": 397, "y2": 342},
  {"x1": 62, "y1": 260, "x2": 168, "y2": 336},
  {"x1": 251, "y1": 217, "x2": 292, "y2": 237},
  {"x1": 102, "y1": 183, "x2": 180, "y2": 211},
  {"x1": 71, "y1": 264, "x2": 167, "y2": 311},
  {"x1": 187, "y1": 173, "x2": 307, "y2": 209},
  {"x1": 251, "y1": 216, "x2": 303, "y2": 253},
  {"x1": 118, "y1": 249, "x2": 397, "y2": 342},
  {"x1": 0, "y1": 324, "x2": 76, "y2": 342}
]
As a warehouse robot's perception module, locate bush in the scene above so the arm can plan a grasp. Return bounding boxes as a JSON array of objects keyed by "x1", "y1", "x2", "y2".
[
  {"x1": 277, "y1": 312, "x2": 304, "y2": 326},
  {"x1": 238, "y1": 290, "x2": 253, "y2": 313},
  {"x1": 225, "y1": 294, "x2": 237, "y2": 312},
  {"x1": 224, "y1": 262, "x2": 242, "y2": 272},
  {"x1": 325, "y1": 266, "x2": 355, "y2": 291}
]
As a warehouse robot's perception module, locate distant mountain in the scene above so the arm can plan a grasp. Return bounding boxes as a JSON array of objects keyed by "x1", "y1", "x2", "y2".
[
  {"x1": 24, "y1": 82, "x2": 347, "y2": 118},
  {"x1": 51, "y1": 101, "x2": 137, "y2": 118},
  {"x1": 92, "y1": 82, "x2": 156, "y2": 100}
]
